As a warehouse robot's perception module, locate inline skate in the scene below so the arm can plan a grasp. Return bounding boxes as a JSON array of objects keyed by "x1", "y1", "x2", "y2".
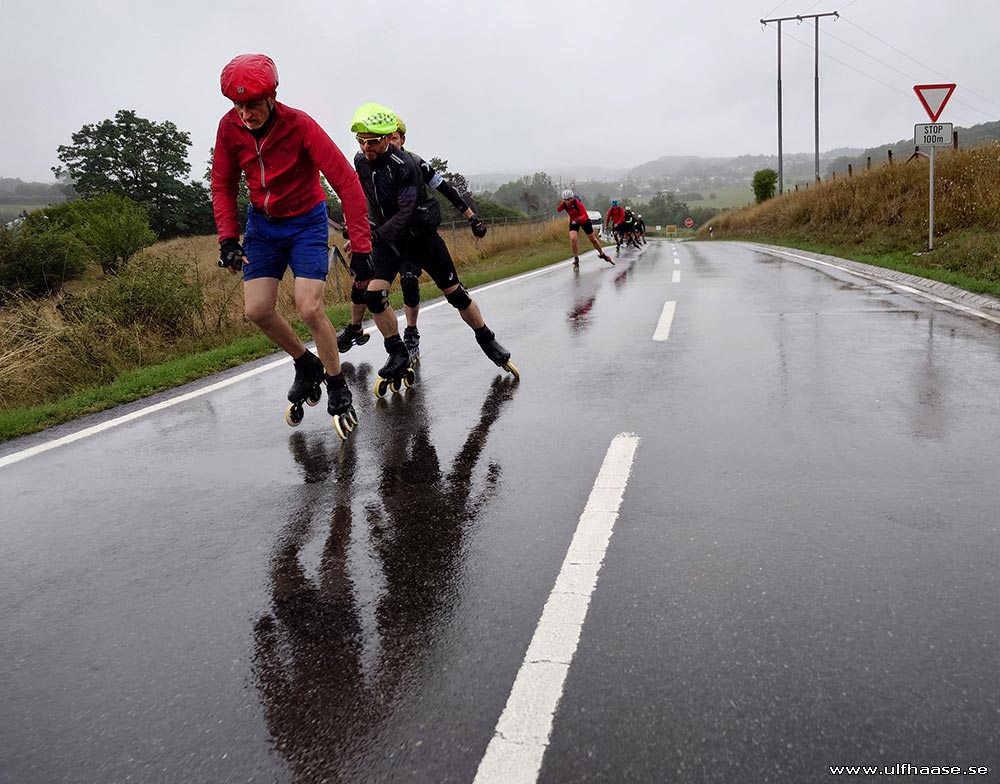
[
  {"x1": 337, "y1": 324, "x2": 370, "y2": 353},
  {"x1": 285, "y1": 350, "x2": 325, "y2": 427},
  {"x1": 325, "y1": 373, "x2": 358, "y2": 441},
  {"x1": 403, "y1": 325, "x2": 421, "y2": 364},
  {"x1": 374, "y1": 336, "x2": 416, "y2": 398},
  {"x1": 475, "y1": 326, "x2": 519, "y2": 379}
]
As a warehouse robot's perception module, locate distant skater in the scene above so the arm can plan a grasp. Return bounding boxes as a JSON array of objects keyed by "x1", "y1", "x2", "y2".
[{"x1": 557, "y1": 190, "x2": 614, "y2": 268}]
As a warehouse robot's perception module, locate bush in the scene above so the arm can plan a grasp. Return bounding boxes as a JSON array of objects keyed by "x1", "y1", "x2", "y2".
[
  {"x1": 752, "y1": 169, "x2": 778, "y2": 204},
  {"x1": 0, "y1": 227, "x2": 88, "y2": 301},
  {"x1": 22, "y1": 193, "x2": 156, "y2": 274},
  {"x1": 61, "y1": 253, "x2": 202, "y2": 334}
]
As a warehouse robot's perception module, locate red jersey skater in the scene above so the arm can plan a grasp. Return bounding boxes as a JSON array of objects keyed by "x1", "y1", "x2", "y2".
[
  {"x1": 211, "y1": 53, "x2": 372, "y2": 439},
  {"x1": 557, "y1": 190, "x2": 614, "y2": 268}
]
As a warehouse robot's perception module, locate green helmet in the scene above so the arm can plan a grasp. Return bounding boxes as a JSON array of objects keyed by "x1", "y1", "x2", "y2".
[{"x1": 351, "y1": 102, "x2": 398, "y2": 135}]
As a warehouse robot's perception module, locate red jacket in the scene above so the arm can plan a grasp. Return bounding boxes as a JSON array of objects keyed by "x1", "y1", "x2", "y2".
[
  {"x1": 211, "y1": 102, "x2": 371, "y2": 252},
  {"x1": 557, "y1": 197, "x2": 589, "y2": 223},
  {"x1": 606, "y1": 205, "x2": 625, "y2": 226}
]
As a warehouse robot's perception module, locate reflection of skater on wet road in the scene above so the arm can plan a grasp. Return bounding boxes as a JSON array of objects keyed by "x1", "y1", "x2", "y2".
[
  {"x1": 371, "y1": 377, "x2": 518, "y2": 642},
  {"x1": 253, "y1": 430, "x2": 371, "y2": 780},
  {"x1": 252, "y1": 376, "x2": 518, "y2": 779}
]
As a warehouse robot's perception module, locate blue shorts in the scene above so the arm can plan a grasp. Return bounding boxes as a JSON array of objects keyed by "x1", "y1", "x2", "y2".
[{"x1": 242, "y1": 200, "x2": 330, "y2": 281}]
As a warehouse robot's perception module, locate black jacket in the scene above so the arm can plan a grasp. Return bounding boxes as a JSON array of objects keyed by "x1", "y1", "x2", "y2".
[{"x1": 354, "y1": 148, "x2": 441, "y2": 243}]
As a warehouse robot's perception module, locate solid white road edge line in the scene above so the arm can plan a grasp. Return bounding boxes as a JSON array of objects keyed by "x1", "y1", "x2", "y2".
[
  {"x1": 0, "y1": 264, "x2": 558, "y2": 469},
  {"x1": 473, "y1": 433, "x2": 640, "y2": 784},
  {"x1": 751, "y1": 245, "x2": 1000, "y2": 327},
  {"x1": 653, "y1": 301, "x2": 677, "y2": 341}
]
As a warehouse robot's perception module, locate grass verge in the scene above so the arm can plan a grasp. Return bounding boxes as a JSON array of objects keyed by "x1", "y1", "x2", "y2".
[{"x1": 737, "y1": 236, "x2": 1000, "y2": 299}]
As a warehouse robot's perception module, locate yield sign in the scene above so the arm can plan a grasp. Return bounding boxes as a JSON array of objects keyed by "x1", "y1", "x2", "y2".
[{"x1": 914, "y1": 84, "x2": 956, "y2": 122}]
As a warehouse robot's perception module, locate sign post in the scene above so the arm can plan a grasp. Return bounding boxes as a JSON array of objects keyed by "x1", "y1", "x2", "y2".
[{"x1": 913, "y1": 84, "x2": 955, "y2": 251}]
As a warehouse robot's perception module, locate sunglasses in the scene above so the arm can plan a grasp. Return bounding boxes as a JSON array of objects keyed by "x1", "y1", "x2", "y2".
[{"x1": 356, "y1": 134, "x2": 386, "y2": 146}]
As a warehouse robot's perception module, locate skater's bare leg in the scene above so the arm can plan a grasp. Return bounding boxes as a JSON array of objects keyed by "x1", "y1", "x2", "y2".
[
  {"x1": 366, "y1": 278, "x2": 401, "y2": 339},
  {"x1": 442, "y1": 282, "x2": 485, "y2": 329},
  {"x1": 569, "y1": 230, "x2": 580, "y2": 258},
  {"x1": 404, "y1": 303, "x2": 419, "y2": 328},
  {"x1": 244, "y1": 277, "x2": 307, "y2": 358},
  {"x1": 294, "y1": 276, "x2": 341, "y2": 376}
]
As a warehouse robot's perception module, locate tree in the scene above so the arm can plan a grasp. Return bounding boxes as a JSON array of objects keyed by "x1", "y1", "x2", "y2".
[
  {"x1": 752, "y1": 168, "x2": 778, "y2": 203},
  {"x1": 492, "y1": 172, "x2": 558, "y2": 217},
  {"x1": 53, "y1": 109, "x2": 211, "y2": 239},
  {"x1": 467, "y1": 196, "x2": 524, "y2": 221}
]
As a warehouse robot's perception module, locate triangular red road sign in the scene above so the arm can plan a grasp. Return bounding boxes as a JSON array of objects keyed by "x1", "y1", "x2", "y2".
[{"x1": 914, "y1": 84, "x2": 956, "y2": 122}]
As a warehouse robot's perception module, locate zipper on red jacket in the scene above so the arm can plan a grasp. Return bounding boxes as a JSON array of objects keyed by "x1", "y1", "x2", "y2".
[
  {"x1": 255, "y1": 139, "x2": 271, "y2": 216},
  {"x1": 253, "y1": 117, "x2": 277, "y2": 217}
]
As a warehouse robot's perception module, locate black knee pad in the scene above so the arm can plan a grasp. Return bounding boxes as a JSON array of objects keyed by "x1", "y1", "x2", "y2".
[
  {"x1": 400, "y1": 274, "x2": 420, "y2": 308},
  {"x1": 350, "y1": 285, "x2": 367, "y2": 305},
  {"x1": 364, "y1": 288, "x2": 390, "y2": 314},
  {"x1": 445, "y1": 284, "x2": 472, "y2": 311}
]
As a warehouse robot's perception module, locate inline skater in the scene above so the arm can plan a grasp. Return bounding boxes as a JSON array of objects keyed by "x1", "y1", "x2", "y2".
[
  {"x1": 605, "y1": 199, "x2": 626, "y2": 253},
  {"x1": 635, "y1": 213, "x2": 647, "y2": 244},
  {"x1": 350, "y1": 102, "x2": 517, "y2": 396},
  {"x1": 622, "y1": 207, "x2": 641, "y2": 248},
  {"x1": 337, "y1": 116, "x2": 488, "y2": 363},
  {"x1": 557, "y1": 190, "x2": 614, "y2": 269},
  {"x1": 211, "y1": 54, "x2": 371, "y2": 439}
]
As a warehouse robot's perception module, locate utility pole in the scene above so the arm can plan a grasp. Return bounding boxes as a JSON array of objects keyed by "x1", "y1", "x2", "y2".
[{"x1": 761, "y1": 11, "x2": 838, "y2": 193}]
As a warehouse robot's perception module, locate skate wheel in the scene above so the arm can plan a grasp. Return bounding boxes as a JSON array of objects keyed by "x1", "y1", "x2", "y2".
[
  {"x1": 332, "y1": 415, "x2": 348, "y2": 441},
  {"x1": 285, "y1": 402, "x2": 304, "y2": 427},
  {"x1": 503, "y1": 361, "x2": 520, "y2": 379},
  {"x1": 306, "y1": 389, "x2": 321, "y2": 406},
  {"x1": 403, "y1": 369, "x2": 415, "y2": 388},
  {"x1": 374, "y1": 378, "x2": 390, "y2": 399},
  {"x1": 390, "y1": 378, "x2": 402, "y2": 393}
]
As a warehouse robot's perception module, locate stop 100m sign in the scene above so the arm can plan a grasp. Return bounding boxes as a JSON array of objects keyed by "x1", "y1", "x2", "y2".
[{"x1": 914, "y1": 123, "x2": 953, "y2": 147}]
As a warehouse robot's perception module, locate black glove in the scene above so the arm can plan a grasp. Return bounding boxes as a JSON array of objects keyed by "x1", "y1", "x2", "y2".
[
  {"x1": 218, "y1": 238, "x2": 245, "y2": 270},
  {"x1": 350, "y1": 251, "x2": 375, "y2": 281},
  {"x1": 469, "y1": 215, "x2": 487, "y2": 238}
]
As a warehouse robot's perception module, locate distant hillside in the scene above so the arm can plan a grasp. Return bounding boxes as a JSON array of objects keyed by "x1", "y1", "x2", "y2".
[
  {"x1": 0, "y1": 177, "x2": 66, "y2": 222},
  {"x1": 826, "y1": 121, "x2": 1000, "y2": 177}
]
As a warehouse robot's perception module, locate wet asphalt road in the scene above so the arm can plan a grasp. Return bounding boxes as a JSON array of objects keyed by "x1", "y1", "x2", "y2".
[{"x1": 2, "y1": 240, "x2": 999, "y2": 783}]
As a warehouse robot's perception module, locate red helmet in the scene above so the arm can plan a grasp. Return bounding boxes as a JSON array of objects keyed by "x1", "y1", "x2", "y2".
[{"x1": 220, "y1": 54, "x2": 278, "y2": 102}]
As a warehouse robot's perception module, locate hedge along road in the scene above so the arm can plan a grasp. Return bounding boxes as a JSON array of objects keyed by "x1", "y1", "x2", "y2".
[{"x1": 1, "y1": 240, "x2": 998, "y2": 783}]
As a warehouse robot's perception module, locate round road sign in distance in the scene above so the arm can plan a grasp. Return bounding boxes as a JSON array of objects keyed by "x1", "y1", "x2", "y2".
[{"x1": 684, "y1": 217, "x2": 694, "y2": 228}]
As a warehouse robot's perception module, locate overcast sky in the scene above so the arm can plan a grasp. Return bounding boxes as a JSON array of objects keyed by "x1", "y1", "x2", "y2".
[{"x1": 2, "y1": 0, "x2": 998, "y2": 184}]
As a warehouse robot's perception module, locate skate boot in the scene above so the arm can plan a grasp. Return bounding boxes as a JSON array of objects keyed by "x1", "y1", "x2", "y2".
[
  {"x1": 403, "y1": 325, "x2": 421, "y2": 364},
  {"x1": 337, "y1": 324, "x2": 370, "y2": 353},
  {"x1": 572, "y1": 256, "x2": 580, "y2": 269},
  {"x1": 599, "y1": 251, "x2": 615, "y2": 265},
  {"x1": 474, "y1": 325, "x2": 519, "y2": 379},
  {"x1": 285, "y1": 349, "x2": 325, "y2": 427},
  {"x1": 374, "y1": 336, "x2": 415, "y2": 399},
  {"x1": 324, "y1": 373, "x2": 358, "y2": 441}
]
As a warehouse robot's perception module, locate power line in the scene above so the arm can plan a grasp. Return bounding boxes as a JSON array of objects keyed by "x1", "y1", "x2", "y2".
[
  {"x1": 779, "y1": 26, "x2": 979, "y2": 127},
  {"x1": 762, "y1": 0, "x2": 791, "y2": 20},
  {"x1": 839, "y1": 16, "x2": 1000, "y2": 116},
  {"x1": 818, "y1": 25, "x2": 997, "y2": 121}
]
